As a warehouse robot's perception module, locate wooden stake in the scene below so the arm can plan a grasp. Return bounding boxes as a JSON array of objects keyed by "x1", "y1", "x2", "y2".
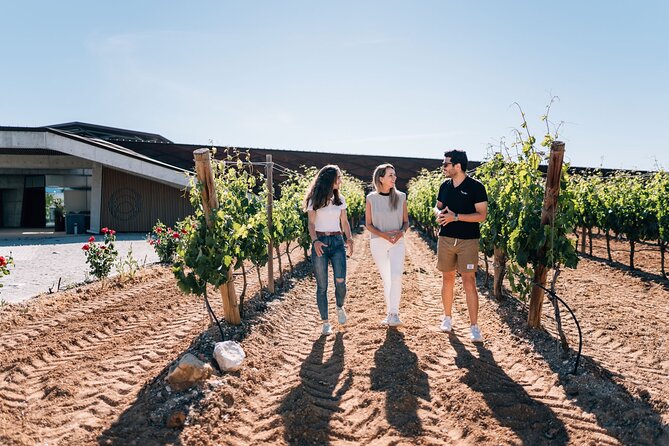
[
  {"x1": 193, "y1": 148, "x2": 241, "y2": 325},
  {"x1": 266, "y1": 155, "x2": 275, "y2": 293},
  {"x1": 528, "y1": 141, "x2": 565, "y2": 328},
  {"x1": 493, "y1": 247, "x2": 506, "y2": 300}
]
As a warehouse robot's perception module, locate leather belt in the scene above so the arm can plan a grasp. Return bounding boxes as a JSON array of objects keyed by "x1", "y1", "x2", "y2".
[{"x1": 316, "y1": 231, "x2": 342, "y2": 236}]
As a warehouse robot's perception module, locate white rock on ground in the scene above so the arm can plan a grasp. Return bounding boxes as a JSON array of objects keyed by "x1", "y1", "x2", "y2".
[{"x1": 213, "y1": 341, "x2": 246, "y2": 372}]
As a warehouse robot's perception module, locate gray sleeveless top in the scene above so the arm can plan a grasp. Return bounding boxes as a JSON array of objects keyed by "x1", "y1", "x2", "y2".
[{"x1": 366, "y1": 191, "x2": 406, "y2": 239}]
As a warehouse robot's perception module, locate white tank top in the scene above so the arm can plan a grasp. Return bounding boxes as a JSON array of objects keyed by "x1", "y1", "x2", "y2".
[
  {"x1": 366, "y1": 191, "x2": 406, "y2": 238},
  {"x1": 307, "y1": 196, "x2": 347, "y2": 232}
]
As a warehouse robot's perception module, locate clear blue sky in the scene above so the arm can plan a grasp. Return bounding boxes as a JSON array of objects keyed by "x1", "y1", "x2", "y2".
[{"x1": 2, "y1": 1, "x2": 667, "y2": 170}]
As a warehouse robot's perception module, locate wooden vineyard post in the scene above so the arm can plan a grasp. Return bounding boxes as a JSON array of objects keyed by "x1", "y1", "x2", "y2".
[
  {"x1": 492, "y1": 247, "x2": 506, "y2": 300},
  {"x1": 266, "y1": 155, "x2": 275, "y2": 293},
  {"x1": 193, "y1": 148, "x2": 241, "y2": 325},
  {"x1": 528, "y1": 141, "x2": 565, "y2": 328}
]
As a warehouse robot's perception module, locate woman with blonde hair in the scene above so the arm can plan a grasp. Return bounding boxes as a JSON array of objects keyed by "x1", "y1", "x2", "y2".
[
  {"x1": 365, "y1": 163, "x2": 409, "y2": 326},
  {"x1": 304, "y1": 165, "x2": 354, "y2": 335}
]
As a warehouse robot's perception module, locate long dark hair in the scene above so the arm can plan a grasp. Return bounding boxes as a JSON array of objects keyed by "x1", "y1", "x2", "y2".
[{"x1": 303, "y1": 165, "x2": 342, "y2": 211}]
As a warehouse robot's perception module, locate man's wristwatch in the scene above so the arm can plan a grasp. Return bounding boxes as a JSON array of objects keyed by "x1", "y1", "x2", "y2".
[{"x1": 454, "y1": 213, "x2": 459, "y2": 222}]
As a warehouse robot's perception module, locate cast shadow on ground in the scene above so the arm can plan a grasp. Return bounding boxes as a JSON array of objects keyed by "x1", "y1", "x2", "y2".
[
  {"x1": 278, "y1": 332, "x2": 352, "y2": 445},
  {"x1": 448, "y1": 333, "x2": 568, "y2": 445},
  {"x1": 370, "y1": 328, "x2": 431, "y2": 437},
  {"x1": 484, "y1": 281, "x2": 669, "y2": 445},
  {"x1": 416, "y1": 227, "x2": 668, "y2": 444},
  {"x1": 97, "y1": 259, "x2": 313, "y2": 445}
]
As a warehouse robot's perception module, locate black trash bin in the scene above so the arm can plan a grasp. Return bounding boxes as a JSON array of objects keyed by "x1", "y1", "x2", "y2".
[{"x1": 65, "y1": 213, "x2": 87, "y2": 235}]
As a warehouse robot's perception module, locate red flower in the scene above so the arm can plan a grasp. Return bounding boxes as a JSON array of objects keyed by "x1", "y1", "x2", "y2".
[
  {"x1": 156, "y1": 227, "x2": 163, "y2": 234},
  {"x1": 101, "y1": 227, "x2": 109, "y2": 234},
  {"x1": 0, "y1": 256, "x2": 6, "y2": 267},
  {"x1": 82, "y1": 244, "x2": 90, "y2": 251},
  {"x1": 88, "y1": 236, "x2": 95, "y2": 243},
  {"x1": 100, "y1": 246, "x2": 106, "y2": 250},
  {"x1": 110, "y1": 230, "x2": 116, "y2": 236},
  {"x1": 172, "y1": 233, "x2": 180, "y2": 239},
  {"x1": 181, "y1": 228, "x2": 188, "y2": 234},
  {"x1": 149, "y1": 240, "x2": 154, "y2": 246}
]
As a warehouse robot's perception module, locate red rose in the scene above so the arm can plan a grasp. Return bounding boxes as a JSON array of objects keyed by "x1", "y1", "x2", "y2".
[
  {"x1": 101, "y1": 227, "x2": 109, "y2": 234},
  {"x1": 181, "y1": 229, "x2": 188, "y2": 234},
  {"x1": 110, "y1": 230, "x2": 116, "y2": 236},
  {"x1": 156, "y1": 227, "x2": 163, "y2": 234},
  {"x1": 100, "y1": 246, "x2": 106, "y2": 250},
  {"x1": 88, "y1": 236, "x2": 95, "y2": 243},
  {"x1": 172, "y1": 233, "x2": 180, "y2": 239},
  {"x1": 0, "y1": 256, "x2": 6, "y2": 267},
  {"x1": 82, "y1": 244, "x2": 90, "y2": 251}
]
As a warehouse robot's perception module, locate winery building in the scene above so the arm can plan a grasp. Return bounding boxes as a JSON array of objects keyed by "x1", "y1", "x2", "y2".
[{"x1": 0, "y1": 122, "x2": 443, "y2": 233}]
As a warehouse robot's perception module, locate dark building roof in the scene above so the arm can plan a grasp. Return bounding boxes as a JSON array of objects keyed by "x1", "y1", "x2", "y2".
[
  {"x1": 116, "y1": 141, "x2": 444, "y2": 192},
  {"x1": 48, "y1": 122, "x2": 173, "y2": 144}
]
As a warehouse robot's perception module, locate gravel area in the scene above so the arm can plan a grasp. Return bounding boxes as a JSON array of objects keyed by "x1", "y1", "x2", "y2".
[{"x1": 0, "y1": 234, "x2": 159, "y2": 304}]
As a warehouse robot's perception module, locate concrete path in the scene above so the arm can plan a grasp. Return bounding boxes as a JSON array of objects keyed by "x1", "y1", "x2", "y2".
[{"x1": 0, "y1": 234, "x2": 159, "y2": 304}]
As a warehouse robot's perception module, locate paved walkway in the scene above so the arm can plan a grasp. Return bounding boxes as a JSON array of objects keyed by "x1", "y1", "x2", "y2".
[{"x1": 0, "y1": 233, "x2": 159, "y2": 304}]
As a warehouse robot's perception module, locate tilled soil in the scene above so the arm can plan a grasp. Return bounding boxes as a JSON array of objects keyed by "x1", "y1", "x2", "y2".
[{"x1": 0, "y1": 230, "x2": 667, "y2": 445}]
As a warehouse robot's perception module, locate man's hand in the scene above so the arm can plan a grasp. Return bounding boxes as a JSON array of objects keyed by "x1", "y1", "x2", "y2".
[{"x1": 436, "y1": 207, "x2": 457, "y2": 226}]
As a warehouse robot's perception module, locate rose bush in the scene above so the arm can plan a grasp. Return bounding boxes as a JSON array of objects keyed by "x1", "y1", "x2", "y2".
[
  {"x1": 82, "y1": 227, "x2": 118, "y2": 284},
  {"x1": 0, "y1": 254, "x2": 14, "y2": 293},
  {"x1": 148, "y1": 220, "x2": 184, "y2": 264}
]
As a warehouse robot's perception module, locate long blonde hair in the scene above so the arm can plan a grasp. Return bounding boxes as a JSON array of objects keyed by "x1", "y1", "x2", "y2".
[{"x1": 372, "y1": 163, "x2": 399, "y2": 210}]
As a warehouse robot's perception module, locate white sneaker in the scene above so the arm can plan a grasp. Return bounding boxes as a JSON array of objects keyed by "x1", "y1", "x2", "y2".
[
  {"x1": 322, "y1": 322, "x2": 333, "y2": 335},
  {"x1": 470, "y1": 324, "x2": 483, "y2": 343},
  {"x1": 388, "y1": 313, "x2": 403, "y2": 327},
  {"x1": 380, "y1": 315, "x2": 389, "y2": 326},
  {"x1": 440, "y1": 316, "x2": 452, "y2": 333},
  {"x1": 336, "y1": 306, "x2": 347, "y2": 325}
]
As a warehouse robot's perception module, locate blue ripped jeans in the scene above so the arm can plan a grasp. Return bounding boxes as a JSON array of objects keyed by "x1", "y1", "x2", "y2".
[{"x1": 312, "y1": 234, "x2": 347, "y2": 321}]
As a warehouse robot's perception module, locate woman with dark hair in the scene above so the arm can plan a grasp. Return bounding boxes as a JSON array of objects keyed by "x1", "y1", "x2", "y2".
[
  {"x1": 304, "y1": 165, "x2": 354, "y2": 335},
  {"x1": 365, "y1": 163, "x2": 409, "y2": 327}
]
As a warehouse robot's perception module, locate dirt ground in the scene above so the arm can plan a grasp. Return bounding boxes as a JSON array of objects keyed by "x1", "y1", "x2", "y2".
[{"x1": 0, "y1": 230, "x2": 667, "y2": 445}]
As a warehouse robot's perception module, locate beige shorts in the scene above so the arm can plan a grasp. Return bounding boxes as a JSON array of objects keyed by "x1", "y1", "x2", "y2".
[{"x1": 436, "y1": 237, "x2": 479, "y2": 273}]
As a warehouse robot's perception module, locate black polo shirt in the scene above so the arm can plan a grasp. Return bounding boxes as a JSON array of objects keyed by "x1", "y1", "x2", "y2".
[{"x1": 437, "y1": 176, "x2": 488, "y2": 239}]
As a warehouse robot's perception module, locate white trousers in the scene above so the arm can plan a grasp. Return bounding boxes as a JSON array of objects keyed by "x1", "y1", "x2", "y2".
[{"x1": 369, "y1": 237, "x2": 406, "y2": 314}]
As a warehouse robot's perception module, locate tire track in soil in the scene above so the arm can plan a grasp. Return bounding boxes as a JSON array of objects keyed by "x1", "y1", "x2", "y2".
[
  {"x1": 182, "y1": 230, "x2": 630, "y2": 445},
  {"x1": 0, "y1": 268, "x2": 212, "y2": 445},
  {"x1": 549, "y1": 258, "x2": 669, "y2": 415},
  {"x1": 401, "y1": 233, "x2": 619, "y2": 445},
  {"x1": 0, "y1": 247, "x2": 300, "y2": 446}
]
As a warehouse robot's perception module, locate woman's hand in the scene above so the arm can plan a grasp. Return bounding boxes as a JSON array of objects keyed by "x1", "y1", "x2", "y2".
[
  {"x1": 345, "y1": 238, "x2": 354, "y2": 256},
  {"x1": 385, "y1": 230, "x2": 403, "y2": 244},
  {"x1": 313, "y1": 240, "x2": 328, "y2": 257}
]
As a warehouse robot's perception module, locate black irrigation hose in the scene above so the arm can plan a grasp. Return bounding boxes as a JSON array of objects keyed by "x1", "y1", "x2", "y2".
[
  {"x1": 531, "y1": 280, "x2": 583, "y2": 375},
  {"x1": 203, "y1": 284, "x2": 226, "y2": 341}
]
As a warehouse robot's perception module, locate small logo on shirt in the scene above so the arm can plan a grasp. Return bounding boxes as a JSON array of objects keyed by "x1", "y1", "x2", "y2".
[
  {"x1": 460, "y1": 190, "x2": 469, "y2": 195},
  {"x1": 466, "y1": 264, "x2": 475, "y2": 270}
]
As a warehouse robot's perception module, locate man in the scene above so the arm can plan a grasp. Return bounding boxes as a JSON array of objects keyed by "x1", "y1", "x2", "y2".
[{"x1": 434, "y1": 149, "x2": 488, "y2": 343}]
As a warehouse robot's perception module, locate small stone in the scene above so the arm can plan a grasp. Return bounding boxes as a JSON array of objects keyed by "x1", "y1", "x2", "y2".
[
  {"x1": 166, "y1": 353, "x2": 213, "y2": 391},
  {"x1": 167, "y1": 411, "x2": 186, "y2": 428}
]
